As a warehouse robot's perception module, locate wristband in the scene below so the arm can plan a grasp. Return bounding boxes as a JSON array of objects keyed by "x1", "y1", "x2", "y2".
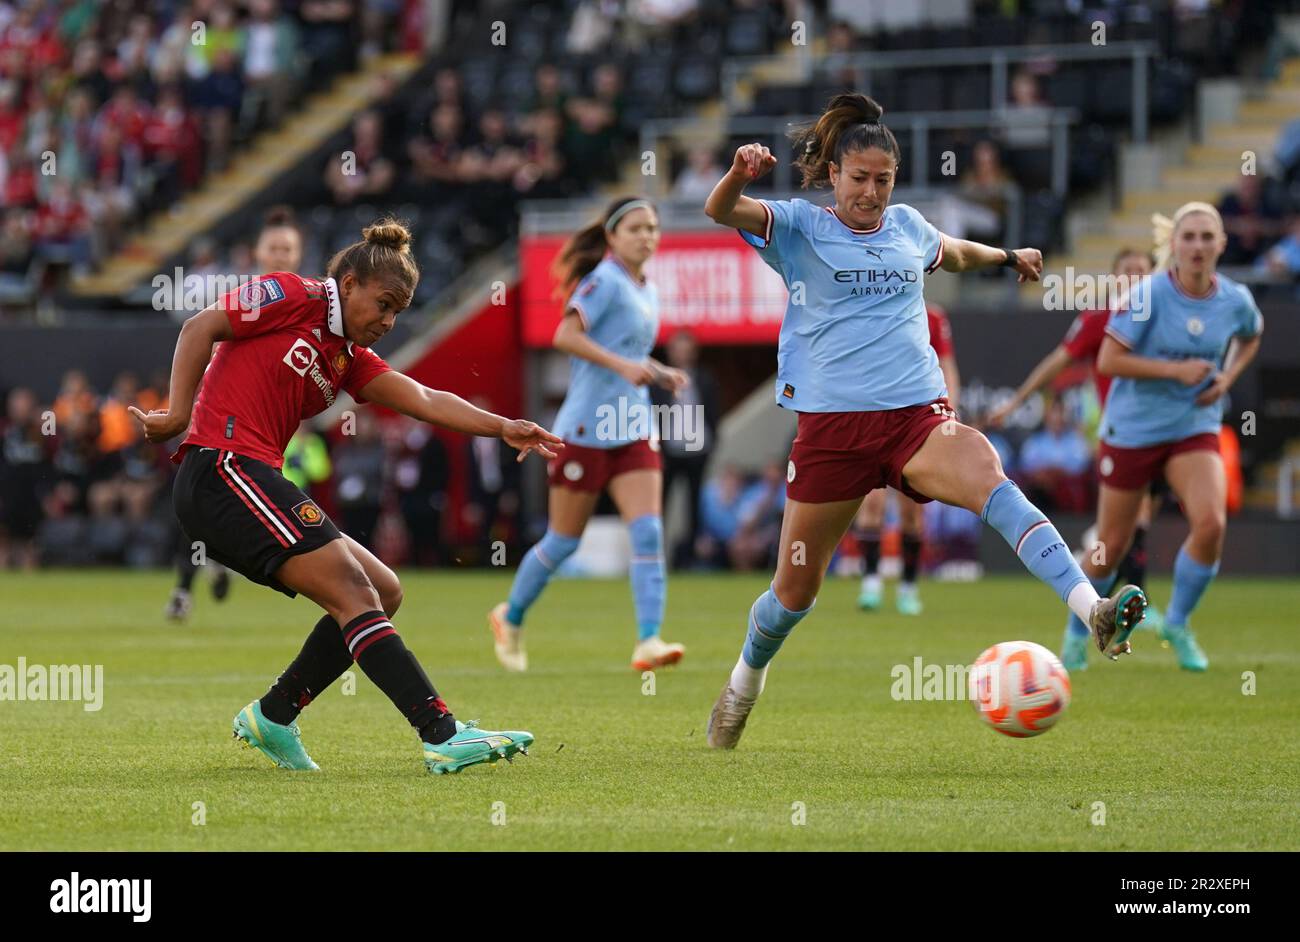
[{"x1": 1000, "y1": 249, "x2": 1019, "y2": 268}]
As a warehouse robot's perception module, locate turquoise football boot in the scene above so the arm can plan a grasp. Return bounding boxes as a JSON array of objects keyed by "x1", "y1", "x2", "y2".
[
  {"x1": 1159, "y1": 621, "x2": 1208, "y2": 672},
  {"x1": 857, "y1": 577, "x2": 882, "y2": 612},
  {"x1": 232, "y1": 700, "x2": 320, "y2": 771},
  {"x1": 424, "y1": 720, "x2": 534, "y2": 775},
  {"x1": 1091, "y1": 583, "x2": 1147, "y2": 660},
  {"x1": 895, "y1": 583, "x2": 923, "y2": 616},
  {"x1": 1060, "y1": 630, "x2": 1089, "y2": 672}
]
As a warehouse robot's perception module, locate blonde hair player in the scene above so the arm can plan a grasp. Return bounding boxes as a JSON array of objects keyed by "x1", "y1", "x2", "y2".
[{"x1": 1077, "y1": 202, "x2": 1263, "y2": 671}]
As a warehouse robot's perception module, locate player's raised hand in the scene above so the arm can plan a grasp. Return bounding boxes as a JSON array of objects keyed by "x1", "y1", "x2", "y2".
[
  {"x1": 984, "y1": 400, "x2": 1016, "y2": 429},
  {"x1": 732, "y1": 142, "x2": 777, "y2": 181},
  {"x1": 127, "y1": 406, "x2": 189, "y2": 444},
  {"x1": 502, "y1": 419, "x2": 564, "y2": 463},
  {"x1": 1008, "y1": 248, "x2": 1043, "y2": 283}
]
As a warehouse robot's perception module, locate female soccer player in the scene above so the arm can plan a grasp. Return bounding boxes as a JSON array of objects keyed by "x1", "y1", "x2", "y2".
[
  {"x1": 166, "y1": 207, "x2": 306, "y2": 621},
  {"x1": 701, "y1": 94, "x2": 1147, "y2": 749},
  {"x1": 132, "y1": 219, "x2": 562, "y2": 774},
  {"x1": 986, "y1": 247, "x2": 1167, "y2": 662},
  {"x1": 853, "y1": 303, "x2": 959, "y2": 616},
  {"x1": 488, "y1": 196, "x2": 689, "y2": 673},
  {"x1": 1067, "y1": 203, "x2": 1262, "y2": 672}
]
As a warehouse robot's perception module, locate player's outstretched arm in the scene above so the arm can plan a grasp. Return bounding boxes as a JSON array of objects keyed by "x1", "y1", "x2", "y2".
[
  {"x1": 986, "y1": 345, "x2": 1072, "y2": 427},
  {"x1": 128, "y1": 304, "x2": 233, "y2": 443},
  {"x1": 939, "y1": 235, "x2": 1043, "y2": 283},
  {"x1": 356, "y1": 371, "x2": 562, "y2": 462},
  {"x1": 703, "y1": 143, "x2": 777, "y2": 237}
]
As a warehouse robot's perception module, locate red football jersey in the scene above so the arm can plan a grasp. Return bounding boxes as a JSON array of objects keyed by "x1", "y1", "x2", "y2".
[
  {"x1": 174, "y1": 272, "x2": 391, "y2": 468},
  {"x1": 1061, "y1": 308, "x2": 1111, "y2": 404},
  {"x1": 927, "y1": 305, "x2": 953, "y2": 357}
]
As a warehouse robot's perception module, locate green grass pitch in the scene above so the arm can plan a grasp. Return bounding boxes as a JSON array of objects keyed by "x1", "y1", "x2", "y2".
[{"x1": 1, "y1": 570, "x2": 1296, "y2": 850}]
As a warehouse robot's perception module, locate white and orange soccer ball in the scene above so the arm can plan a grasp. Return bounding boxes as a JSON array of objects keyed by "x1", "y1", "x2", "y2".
[{"x1": 968, "y1": 641, "x2": 1072, "y2": 738}]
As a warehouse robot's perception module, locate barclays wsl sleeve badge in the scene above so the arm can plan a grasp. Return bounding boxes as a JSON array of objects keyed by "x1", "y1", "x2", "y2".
[{"x1": 238, "y1": 277, "x2": 286, "y2": 318}]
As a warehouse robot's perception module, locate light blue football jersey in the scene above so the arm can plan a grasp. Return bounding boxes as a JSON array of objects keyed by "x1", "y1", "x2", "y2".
[
  {"x1": 739, "y1": 198, "x2": 947, "y2": 412},
  {"x1": 1101, "y1": 270, "x2": 1263, "y2": 448},
  {"x1": 552, "y1": 256, "x2": 660, "y2": 448}
]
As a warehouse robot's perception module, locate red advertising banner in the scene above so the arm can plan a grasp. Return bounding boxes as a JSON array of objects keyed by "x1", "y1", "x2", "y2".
[{"x1": 519, "y1": 231, "x2": 788, "y2": 347}]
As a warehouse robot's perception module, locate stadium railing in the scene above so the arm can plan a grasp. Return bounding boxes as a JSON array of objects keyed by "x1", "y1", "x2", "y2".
[
  {"x1": 638, "y1": 110, "x2": 1076, "y2": 198},
  {"x1": 724, "y1": 41, "x2": 1161, "y2": 144}
]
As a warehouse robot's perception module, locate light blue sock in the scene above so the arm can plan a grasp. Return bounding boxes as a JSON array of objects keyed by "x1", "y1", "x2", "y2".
[
  {"x1": 982, "y1": 480, "x2": 1089, "y2": 604},
  {"x1": 505, "y1": 530, "x2": 580, "y2": 627},
  {"x1": 1166, "y1": 546, "x2": 1219, "y2": 627},
  {"x1": 628, "y1": 514, "x2": 666, "y2": 642},
  {"x1": 742, "y1": 585, "x2": 814, "y2": 669},
  {"x1": 1066, "y1": 573, "x2": 1116, "y2": 638}
]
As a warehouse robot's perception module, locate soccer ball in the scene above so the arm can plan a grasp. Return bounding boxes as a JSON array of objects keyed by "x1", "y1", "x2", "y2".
[{"x1": 968, "y1": 641, "x2": 1072, "y2": 738}]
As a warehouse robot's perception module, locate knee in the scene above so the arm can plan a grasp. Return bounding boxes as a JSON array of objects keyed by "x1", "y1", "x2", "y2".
[
  {"x1": 339, "y1": 557, "x2": 382, "y2": 611},
  {"x1": 1189, "y1": 509, "x2": 1226, "y2": 548},
  {"x1": 628, "y1": 514, "x2": 663, "y2": 556},
  {"x1": 378, "y1": 573, "x2": 403, "y2": 617}
]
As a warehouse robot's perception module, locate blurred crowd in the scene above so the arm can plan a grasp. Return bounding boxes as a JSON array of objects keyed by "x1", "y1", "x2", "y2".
[
  {"x1": 0, "y1": 367, "x2": 527, "y2": 570},
  {"x1": 0, "y1": 0, "x2": 414, "y2": 301},
  {"x1": 1216, "y1": 130, "x2": 1300, "y2": 284}
]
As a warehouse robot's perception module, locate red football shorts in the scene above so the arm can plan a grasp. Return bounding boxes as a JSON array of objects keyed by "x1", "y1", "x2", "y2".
[
  {"x1": 1097, "y1": 433, "x2": 1219, "y2": 491},
  {"x1": 786, "y1": 398, "x2": 956, "y2": 504},
  {"x1": 547, "y1": 438, "x2": 662, "y2": 493}
]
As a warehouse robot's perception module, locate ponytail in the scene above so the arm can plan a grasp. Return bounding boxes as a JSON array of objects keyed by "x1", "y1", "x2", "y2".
[
  {"x1": 326, "y1": 217, "x2": 420, "y2": 306},
  {"x1": 790, "y1": 93, "x2": 900, "y2": 189},
  {"x1": 552, "y1": 196, "x2": 656, "y2": 299}
]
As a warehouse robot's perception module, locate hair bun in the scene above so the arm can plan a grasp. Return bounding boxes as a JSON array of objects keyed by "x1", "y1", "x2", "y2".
[{"x1": 362, "y1": 219, "x2": 413, "y2": 252}]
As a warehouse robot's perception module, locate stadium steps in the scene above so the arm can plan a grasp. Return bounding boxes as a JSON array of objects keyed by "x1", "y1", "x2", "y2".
[
  {"x1": 1034, "y1": 51, "x2": 1300, "y2": 289},
  {"x1": 70, "y1": 53, "x2": 423, "y2": 300}
]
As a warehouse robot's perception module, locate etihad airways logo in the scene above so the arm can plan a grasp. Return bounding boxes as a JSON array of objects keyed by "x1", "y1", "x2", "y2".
[{"x1": 833, "y1": 266, "x2": 919, "y2": 297}]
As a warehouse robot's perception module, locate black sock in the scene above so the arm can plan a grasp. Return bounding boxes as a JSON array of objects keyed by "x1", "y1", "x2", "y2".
[
  {"x1": 260, "y1": 615, "x2": 355, "y2": 725},
  {"x1": 902, "y1": 534, "x2": 923, "y2": 585},
  {"x1": 176, "y1": 553, "x2": 198, "y2": 591},
  {"x1": 857, "y1": 529, "x2": 881, "y2": 576},
  {"x1": 342, "y1": 610, "x2": 457, "y2": 744},
  {"x1": 1115, "y1": 524, "x2": 1148, "y2": 590}
]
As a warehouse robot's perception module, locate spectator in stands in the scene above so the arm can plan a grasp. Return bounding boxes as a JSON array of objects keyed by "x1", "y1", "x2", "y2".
[
  {"x1": 33, "y1": 178, "x2": 93, "y2": 275},
  {"x1": 332, "y1": 409, "x2": 387, "y2": 550},
  {"x1": 959, "y1": 139, "x2": 1011, "y2": 240},
  {"x1": 564, "y1": 62, "x2": 624, "y2": 183},
  {"x1": 299, "y1": 0, "x2": 358, "y2": 87},
  {"x1": 526, "y1": 63, "x2": 568, "y2": 130},
  {"x1": 0, "y1": 208, "x2": 35, "y2": 299},
  {"x1": 1018, "y1": 398, "x2": 1092, "y2": 513},
  {"x1": 282, "y1": 420, "x2": 332, "y2": 493},
  {"x1": 652, "y1": 329, "x2": 719, "y2": 568},
  {"x1": 53, "y1": 369, "x2": 96, "y2": 425},
  {"x1": 97, "y1": 371, "x2": 144, "y2": 455},
  {"x1": 0, "y1": 386, "x2": 49, "y2": 570},
  {"x1": 1000, "y1": 68, "x2": 1058, "y2": 192},
  {"x1": 393, "y1": 419, "x2": 449, "y2": 567},
  {"x1": 241, "y1": 0, "x2": 301, "y2": 136},
  {"x1": 728, "y1": 460, "x2": 787, "y2": 571},
  {"x1": 513, "y1": 107, "x2": 569, "y2": 198},
  {"x1": 464, "y1": 397, "x2": 522, "y2": 564},
  {"x1": 325, "y1": 108, "x2": 396, "y2": 204},
  {"x1": 673, "y1": 146, "x2": 726, "y2": 202},
  {"x1": 195, "y1": 46, "x2": 244, "y2": 173},
  {"x1": 406, "y1": 101, "x2": 466, "y2": 201},
  {"x1": 1218, "y1": 173, "x2": 1286, "y2": 266},
  {"x1": 697, "y1": 464, "x2": 748, "y2": 569},
  {"x1": 1255, "y1": 214, "x2": 1300, "y2": 280}
]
